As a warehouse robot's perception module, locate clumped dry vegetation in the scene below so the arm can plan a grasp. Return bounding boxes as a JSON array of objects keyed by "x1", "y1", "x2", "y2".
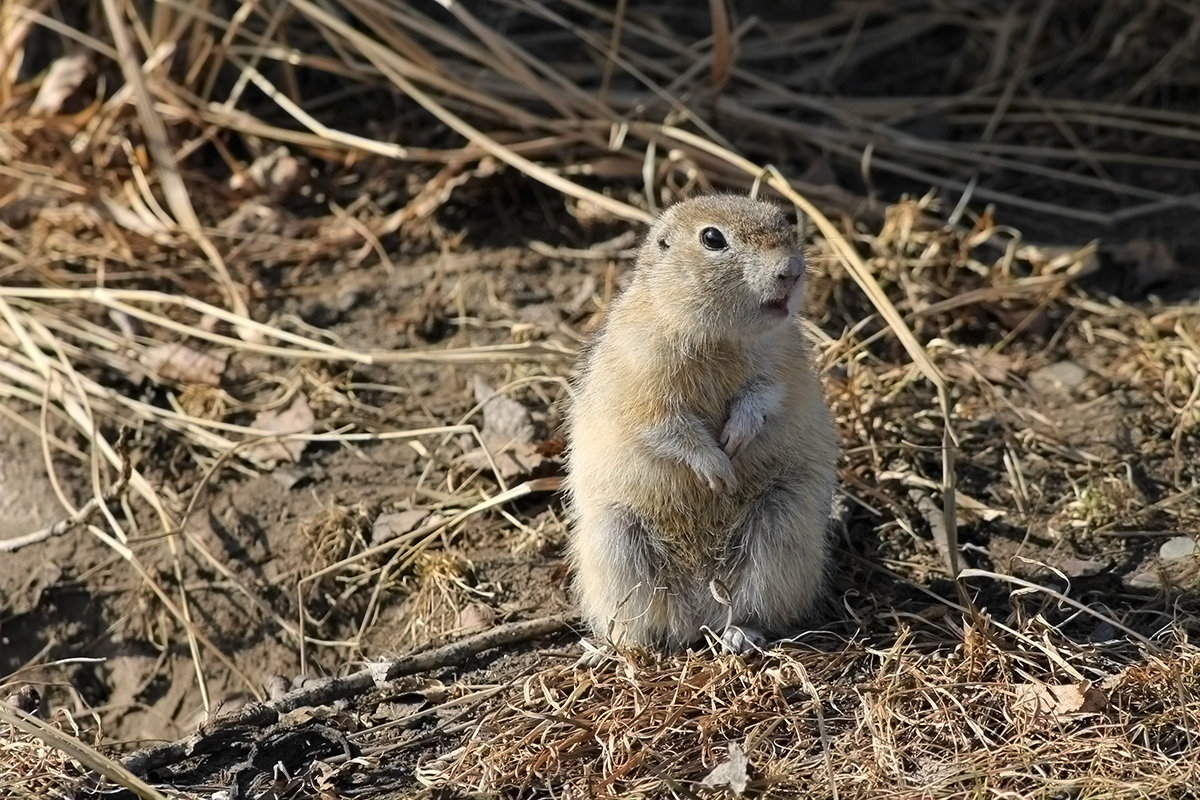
[{"x1": 2, "y1": 1, "x2": 1199, "y2": 798}]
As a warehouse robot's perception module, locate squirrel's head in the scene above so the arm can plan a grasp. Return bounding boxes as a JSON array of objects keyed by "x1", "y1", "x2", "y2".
[{"x1": 638, "y1": 194, "x2": 807, "y2": 341}]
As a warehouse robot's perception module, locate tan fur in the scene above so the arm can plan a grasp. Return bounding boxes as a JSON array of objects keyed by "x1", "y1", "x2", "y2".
[{"x1": 564, "y1": 194, "x2": 840, "y2": 651}]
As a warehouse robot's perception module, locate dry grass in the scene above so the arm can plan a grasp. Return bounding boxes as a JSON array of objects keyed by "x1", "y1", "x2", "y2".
[
  {"x1": 0, "y1": 696, "x2": 170, "y2": 800},
  {"x1": 426, "y1": 618, "x2": 1200, "y2": 798},
  {"x1": 1, "y1": 717, "x2": 90, "y2": 800},
  {"x1": 2, "y1": 0, "x2": 1199, "y2": 797}
]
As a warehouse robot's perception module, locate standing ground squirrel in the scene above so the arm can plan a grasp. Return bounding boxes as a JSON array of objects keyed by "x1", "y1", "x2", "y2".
[{"x1": 564, "y1": 194, "x2": 839, "y2": 653}]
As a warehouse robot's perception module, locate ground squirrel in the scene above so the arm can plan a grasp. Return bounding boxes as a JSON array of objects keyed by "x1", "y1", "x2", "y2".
[{"x1": 564, "y1": 194, "x2": 839, "y2": 653}]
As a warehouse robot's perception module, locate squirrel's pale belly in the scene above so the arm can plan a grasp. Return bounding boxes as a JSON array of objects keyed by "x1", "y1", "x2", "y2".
[{"x1": 569, "y1": 379, "x2": 827, "y2": 558}]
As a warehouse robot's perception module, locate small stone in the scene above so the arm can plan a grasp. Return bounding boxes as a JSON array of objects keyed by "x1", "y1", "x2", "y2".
[
  {"x1": 1159, "y1": 535, "x2": 1198, "y2": 562},
  {"x1": 1089, "y1": 621, "x2": 1117, "y2": 643},
  {"x1": 1029, "y1": 360, "x2": 1088, "y2": 394},
  {"x1": 3, "y1": 685, "x2": 40, "y2": 714},
  {"x1": 1057, "y1": 557, "x2": 1108, "y2": 577},
  {"x1": 270, "y1": 466, "x2": 307, "y2": 490},
  {"x1": 1125, "y1": 569, "x2": 1161, "y2": 590}
]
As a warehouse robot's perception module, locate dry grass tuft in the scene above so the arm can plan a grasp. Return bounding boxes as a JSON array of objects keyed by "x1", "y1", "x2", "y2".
[
  {"x1": 0, "y1": 722, "x2": 89, "y2": 800},
  {"x1": 429, "y1": 616, "x2": 1200, "y2": 798},
  {"x1": 0, "y1": 697, "x2": 172, "y2": 800}
]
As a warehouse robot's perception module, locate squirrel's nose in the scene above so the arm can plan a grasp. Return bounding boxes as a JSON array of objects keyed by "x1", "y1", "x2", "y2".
[{"x1": 777, "y1": 254, "x2": 805, "y2": 282}]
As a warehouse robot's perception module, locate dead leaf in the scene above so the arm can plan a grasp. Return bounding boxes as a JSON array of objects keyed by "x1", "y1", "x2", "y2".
[
  {"x1": 391, "y1": 677, "x2": 449, "y2": 704},
  {"x1": 1111, "y1": 238, "x2": 1180, "y2": 293},
  {"x1": 456, "y1": 602, "x2": 497, "y2": 634},
  {"x1": 701, "y1": 741, "x2": 750, "y2": 795},
  {"x1": 460, "y1": 436, "x2": 547, "y2": 481},
  {"x1": 30, "y1": 53, "x2": 91, "y2": 114},
  {"x1": 472, "y1": 376, "x2": 533, "y2": 442},
  {"x1": 371, "y1": 678, "x2": 449, "y2": 721},
  {"x1": 244, "y1": 395, "x2": 315, "y2": 465},
  {"x1": 139, "y1": 343, "x2": 228, "y2": 385},
  {"x1": 372, "y1": 509, "x2": 431, "y2": 544},
  {"x1": 281, "y1": 705, "x2": 356, "y2": 728},
  {"x1": 1012, "y1": 681, "x2": 1107, "y2": 719},
  {"x1": 956, "y1": 492, "x2": 1006, "y2": 523},
  {"x1": 460, "y1": 377, "x2": 546, "y2": 479}
]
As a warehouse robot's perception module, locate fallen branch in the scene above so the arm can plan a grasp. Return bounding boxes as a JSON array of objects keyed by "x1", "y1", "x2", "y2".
[{"x1": 121, "y1": 614, "x2": 575, "y2": 777}]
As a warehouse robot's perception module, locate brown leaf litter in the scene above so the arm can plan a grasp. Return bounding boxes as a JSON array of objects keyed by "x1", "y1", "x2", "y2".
[
  {"x1": 244, "y1": 394, "x2": 316, "y2": 466},
  {"x1": 411, "y1": 618, "x2": 1200, "y2": 798},
  {"x1": 459, "y1": 375, "x2": 551, "y2": 483}
]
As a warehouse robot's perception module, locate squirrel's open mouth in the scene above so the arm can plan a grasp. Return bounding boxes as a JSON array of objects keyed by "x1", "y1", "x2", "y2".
[{"x1": 762, "y1": 296, "x2": 791, "y2": 317}]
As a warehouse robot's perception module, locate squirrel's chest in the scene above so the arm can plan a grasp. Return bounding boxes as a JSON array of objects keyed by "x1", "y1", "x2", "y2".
[{"x1": 651, "y1": 347, "x2": 750, "y2": 419}]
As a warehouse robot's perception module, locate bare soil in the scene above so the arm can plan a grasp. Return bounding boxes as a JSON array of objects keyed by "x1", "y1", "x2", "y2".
[{"x1": 2, "y1": 183, "x2": 598, "y2": 743}]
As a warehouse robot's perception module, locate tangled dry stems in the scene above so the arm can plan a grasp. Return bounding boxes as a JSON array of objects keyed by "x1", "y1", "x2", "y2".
[
  {"x1": 429, "y1": 605, "x2": 1200, "y2": 797},
  {"x1": 1, "y1": 724, "x2": 87, "y2": 800}
]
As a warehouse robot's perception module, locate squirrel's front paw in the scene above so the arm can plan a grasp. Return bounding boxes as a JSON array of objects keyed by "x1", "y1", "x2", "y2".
[
  {"x1": 691, "y1": 449, "x2": 736, "y2": 493},
  {"x1": 720, "y1": 406, "x2": 766, "y2": 458}
]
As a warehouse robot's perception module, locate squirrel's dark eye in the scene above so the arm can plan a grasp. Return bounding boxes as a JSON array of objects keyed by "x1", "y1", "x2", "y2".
[{"x1": 700, "y1": 226, "x2": 728, "y2": 251}]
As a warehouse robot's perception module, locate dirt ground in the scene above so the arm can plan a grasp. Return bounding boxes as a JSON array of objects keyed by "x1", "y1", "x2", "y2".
[{"x1": 1, "y1": 182, "x2": 596, "y2": 742}]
